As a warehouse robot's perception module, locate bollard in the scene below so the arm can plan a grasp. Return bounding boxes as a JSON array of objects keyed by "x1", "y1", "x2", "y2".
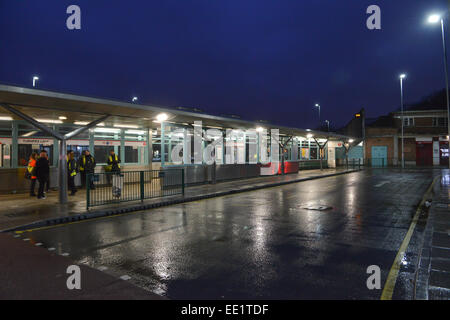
[
  {"x1": 140, "y1": 171, "x2": 145, "y2": 202},
  {"x1": 86, "y1": 173, "x2": 90, "y2": 210}
]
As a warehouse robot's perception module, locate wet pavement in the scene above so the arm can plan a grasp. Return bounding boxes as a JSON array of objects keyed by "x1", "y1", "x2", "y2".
[
  {"x1": 0, "y1": 168, "x2": 355, "y2": 231},
  {"x1": 9, "y1": 169, "x2": 440, "y2": 299},
  {"x1": 415, "y1": 170, "x2": 450, "y2": 300}
]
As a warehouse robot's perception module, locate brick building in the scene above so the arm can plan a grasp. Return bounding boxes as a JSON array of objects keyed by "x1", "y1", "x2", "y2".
[{"x1": 365, "y1": 106, "x2": 449, "y2": 167}]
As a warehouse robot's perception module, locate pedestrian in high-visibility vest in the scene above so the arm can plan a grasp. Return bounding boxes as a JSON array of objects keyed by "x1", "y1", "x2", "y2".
[
  {"x1": 27, "y1": 152, "x2": 38, "y2": 196},
  {"x1": 67, "y1": 150, "x2": 78, "y2": 196},
  {"x1": 78, "y1": 150, "x2": 96, "y2": 189},
  {"x1": 106, "y1": 150, "x2": 121, "y2": 173},
  {"x1": 106, "y1": 150, "x2": 122, "y2": 198}
]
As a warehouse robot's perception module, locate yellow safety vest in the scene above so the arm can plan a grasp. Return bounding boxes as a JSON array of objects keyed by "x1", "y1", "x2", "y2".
[
  {"x1": 105, "y1": 155, "x2": 120, "y2": 171},
  {"x1": 67, "y1": 158, "x2": 77, "y2": 177}
]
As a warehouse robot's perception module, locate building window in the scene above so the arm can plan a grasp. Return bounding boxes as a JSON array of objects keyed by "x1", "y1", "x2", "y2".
[
  {"x1": 432, "y1": 117, "x2": 448, "y2": 127},
  {"x1": 403, "y1": 117, "x2": 414, "y2": 127}
]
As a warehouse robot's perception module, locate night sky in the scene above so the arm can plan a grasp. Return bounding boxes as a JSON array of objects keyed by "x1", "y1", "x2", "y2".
[{"x1": 0, "y1": 0, "x2": 448, "y2": 129}]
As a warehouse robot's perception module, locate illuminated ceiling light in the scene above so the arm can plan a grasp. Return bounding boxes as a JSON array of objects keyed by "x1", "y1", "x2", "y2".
[
  {"x1": 58, "y1": 116, "x2": 67, "y2": 120},
  {"x1": 74, "y1": 121, "x2": 105, "y2": 126},
  {"x1": 156, "y1": 113, "x2": 168, "y2": 122},
  {"x1": 113, "y1": 124, "x2": 139, "y2": 129},
  {"x1": 36, "y1": 119, "x2": 63, "y2": 124},
  {"x1": 0, "y1": 116, "x2": 13, "y2": 121},
  {"x1": 125, "y1": 130, "x2": 146, "y2": 135},
  {"x1": 349, "y1": 139, "x2": 354, "y2": 143},
  {"x1": 21, "y1": 131, "x2": 38, "y2": 137},
  {"x1": 94, "y1": 127, "x2": 121, "y2": 133},
  {"x1": 428, "y1": 14, "x2": 440, "y2": 24}
]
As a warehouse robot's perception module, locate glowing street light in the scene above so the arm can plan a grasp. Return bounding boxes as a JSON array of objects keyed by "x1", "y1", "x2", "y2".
[
  {"x1": 427, "y1": 13, "x2": 450, "y2": 169},
  {"x1": 132, "y1": 97, "x2": 138, "y2": 102},
  {"x1": 428, "y1": 14, "x2": 440, "y2": 24},
  {"x1": 32, "y1": 76, "x2": 39, "y2": 87}
]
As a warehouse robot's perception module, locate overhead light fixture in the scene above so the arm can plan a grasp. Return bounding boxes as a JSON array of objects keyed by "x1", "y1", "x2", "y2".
[
  {"x1": 94, "y1": 127, "x2": 121, "y2": 133},
  {"x1": 21, "y1": 131, "x2": 38, "y2": 137},
  {"x1": 156, "y1": 113, "x2": 168, "y2": 122},
  {"x1": 307, "y1": 134, "x2": 313, "y2": 139},
  {"x1": 74, "y1": 121, "x2": 105, "y2": 126},
  {"x1": 58, "y1": 116, "x2": 67, "y2": 120},
  {"x1": 256, "y1": 127, "x2": 264, "y2": 132},
  {"x1": 125, "y1": 130, "x2": 145, "y2": 135},
  {"x1": 113, "y1": 124, "x2": 139, "y2": 129},
  {"x1": 399, "y1": 74, "x2": 406, "y2": 79},
  {"x1": 349, "y1": 139, "x2": 354, "y2": 143},
  {"x1": 36, "y1": 119, "x2": 63, "y2": 124},
  {"x1": 0, "y1": 116, "x2": 13, "y2": 121}
]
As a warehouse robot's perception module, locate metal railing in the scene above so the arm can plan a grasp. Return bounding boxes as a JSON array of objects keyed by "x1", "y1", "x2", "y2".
[
  {"x1": 336, "y1": 158, "x2": 362, "y2": 170},
  {"x1": 86, "y1": 169, "x2": 184, "y2": 209}
]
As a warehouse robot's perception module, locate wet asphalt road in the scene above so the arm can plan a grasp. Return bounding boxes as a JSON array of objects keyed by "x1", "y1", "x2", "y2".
[{"x1": 19, "y1": 169, "x2": 437, "y2": 299}]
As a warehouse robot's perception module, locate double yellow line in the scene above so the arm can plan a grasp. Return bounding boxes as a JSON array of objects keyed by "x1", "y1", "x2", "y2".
[{"x1": 380, "y1": 175, "x2": 438, "y2": 300}]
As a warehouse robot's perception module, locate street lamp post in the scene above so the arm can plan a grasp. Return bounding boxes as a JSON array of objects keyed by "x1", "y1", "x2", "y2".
[
  {"x1": 428, "y1": 14, "x2": 450, "y2": 168},
  {"x1": 400, "y1": 74, "x2": 406, "y2": 168},
  {"x1": 32, "y1": 76, "x2": 39, "y2": 87},
  {"x1": 314, "y1": 104, "x2": 321, "y2": 127}
]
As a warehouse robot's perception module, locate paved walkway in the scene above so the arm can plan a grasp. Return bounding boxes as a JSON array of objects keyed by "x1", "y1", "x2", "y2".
[
  {"x1": 0, "y1": 233, "x2": 164, "y2": 300},
  {"x1": 0, "y1": 168, "x2": 358, "y2": 231},
  {"x1": 416, "y1": 169, "x2": 450, "y2": 300}
]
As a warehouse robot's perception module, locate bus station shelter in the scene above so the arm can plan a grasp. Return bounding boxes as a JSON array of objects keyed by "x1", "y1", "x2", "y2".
[{"x1": 0, "y1": 84, "x2": 357, "y2": 204}]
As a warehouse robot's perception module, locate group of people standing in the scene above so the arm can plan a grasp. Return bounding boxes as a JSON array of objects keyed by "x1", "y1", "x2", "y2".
[{"x1": 27, "y1": 149, "x2": 121, "y2": 199}]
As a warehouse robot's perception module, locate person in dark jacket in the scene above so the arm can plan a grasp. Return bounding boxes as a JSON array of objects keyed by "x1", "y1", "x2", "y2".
[
  {"x1": 35, "y1": 150, "x2": 50, "y2": 199},
  {"x1": 67, "y1": 150, "x2": 78, "y2": 196},
  {"x1": 106, "y1": 150, "x2": 121, "y2": 173},
  {"x1": 78, "y1": 150, "x2": 96, "y2": 189}
]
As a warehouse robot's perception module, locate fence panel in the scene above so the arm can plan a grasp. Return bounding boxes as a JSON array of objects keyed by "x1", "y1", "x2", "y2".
[{"x1": 87, "y1": 169, "x2": 184, "y2": 209}]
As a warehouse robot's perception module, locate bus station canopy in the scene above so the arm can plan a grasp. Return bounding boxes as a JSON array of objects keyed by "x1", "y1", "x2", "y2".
[{"x1": 0, "y1": 84, "x2": 354, "y2": 141}]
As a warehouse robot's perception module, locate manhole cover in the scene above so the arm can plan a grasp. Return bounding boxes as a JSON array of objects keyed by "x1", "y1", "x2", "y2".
[{"x1": 302, "y1": 205, "x2": 332, "y2": 211}]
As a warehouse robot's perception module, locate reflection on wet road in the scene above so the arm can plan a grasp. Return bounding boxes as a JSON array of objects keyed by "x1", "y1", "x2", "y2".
[{"x1": 22, "y1": 169, "x2": 436, "y2": 299}]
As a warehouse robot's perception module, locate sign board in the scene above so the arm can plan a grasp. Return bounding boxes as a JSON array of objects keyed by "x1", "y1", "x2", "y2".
[
  {"x1": 18, "y1": 138, "x2": 53, "y2": 146},
  {"x1": 68, "y1": 139, "x2": 89, "y2": 146},
  {"x1": 94, "y1": 140, "x2": 121, "y2": 146},
  {"x1": 125, "y1": 141, "x2": 146, "y2": 148},
  {"x1": 0, "y1": 137, "x2": 12, "y2": 145}
]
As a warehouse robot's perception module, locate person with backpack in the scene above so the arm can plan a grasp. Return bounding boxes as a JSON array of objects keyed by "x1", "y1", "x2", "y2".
[
  {"x1": 78, "y1": 150, "x2": 96, "y2": 189},
  {"x1": 35, "y1": 150, "x2": 50, "y2": 199},
  {"x1": 26, "y1": 152, "x2": 38, "y2": 196},
  {"x1": 67, "y1": 150, "x2": 78, "y2": 196}
]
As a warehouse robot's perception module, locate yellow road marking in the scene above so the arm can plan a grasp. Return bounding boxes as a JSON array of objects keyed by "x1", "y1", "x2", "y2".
[{"x1": 380, "y1": 175, "x2": 438, "y2": 300}]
